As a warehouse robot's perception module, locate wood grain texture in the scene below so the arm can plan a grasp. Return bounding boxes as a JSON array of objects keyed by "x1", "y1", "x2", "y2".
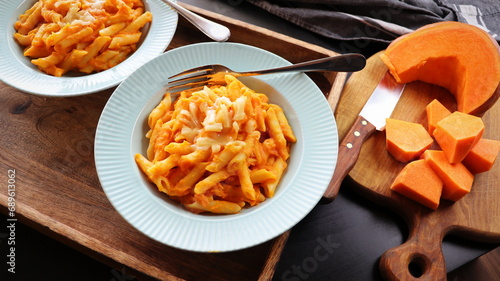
[
  {"x1": 335, "y1": 52, "x2": 500, "y2": 281},
  {"x1": 0, "y1": 5, "x2": 345, "y2": 281}
]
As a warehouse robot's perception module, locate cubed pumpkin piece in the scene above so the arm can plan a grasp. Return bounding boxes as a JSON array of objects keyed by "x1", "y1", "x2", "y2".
[
  {"x1": 462, "y1": 139, "x2": 500, "y2": 174},
  {"x1": 390, "y1": 159, "x2": 443, "y2": 210},
  {"x1": 386, "y1": 118, "x2": 434, "y2": 163},
  {"x1": 426, "y1": 99, "x2": 452, "y2": 135},
  {"x1": 433, "y1": 111, "x2": 484, "y2": 163},
  {"x1": 421, "y1": 150, "x2": 474, "y2": 201}
]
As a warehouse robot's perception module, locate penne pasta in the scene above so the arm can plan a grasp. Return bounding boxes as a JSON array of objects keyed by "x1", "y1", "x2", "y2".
[
  {"x1": 120, "y1": 11, "x2": 152, "y2": 33},
  {"x1": 135, "y1": 75, "x2": 297, "y2": 214},
  {"x1": 14, "y1": 32, "x2": 35, "y2": 46},
  {"x1": 174, "y1": 162, "x2": 209, "y2": 196},
  {"x1": 147, "y1": 154, "x2": 181, "y2": 178},
  {"x1": 134, "y1": 153, "x2": 154, "y2": 175},
  {"x1": 31, "y1": 52, "x2": 65, "y2": 68},
  {"x1": 262, "y1": 157, "x2": 287, "y2": 198},
  {"x1": 17, "y1": 2, "x2": 42, "y2": 35},
  {"x1": 266, "y1": 107, "x2": 289, "y2": 160},
  {"x1": 59, "y1": 49, "x2": 88, "y2": 74},
  {"x1": 206, "y1": 141, "x2": 245, "y2": 172},
  {"x1": 99, "y1": 22, "x2": 127, "y2": 37},
  {"x1": 185, "y1": 200, "x2": 242, "y2": 214},
  {"x1": 249, "y1": 169, "x2": 277, "y2": 183},
  {"x1": 13, "y1": 0, "x2": 152, "y2": 76},
  {"x1": 271, "y1": 104, "x2": 297, "y2": 143},
  {"x1": 194, "y1": 170, "x2": 230, "y2": 194},
  {"x1": 55, "y1": 26, "x2": 94, "y2": 53},
  {"x1": 237, "y1": 166, "x2": 256, "y2": 201},
  {"x1": 108, "y1": 32, "x2": 141, "y2": 49}
]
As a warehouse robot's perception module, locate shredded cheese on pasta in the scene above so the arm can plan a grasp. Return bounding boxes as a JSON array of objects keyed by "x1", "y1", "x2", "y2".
[{"x1": 135, "y1": 75, "x2": 297, "y2": 214}]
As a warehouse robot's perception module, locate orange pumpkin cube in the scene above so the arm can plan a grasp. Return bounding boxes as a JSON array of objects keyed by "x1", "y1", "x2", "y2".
[
  {"x1": 390, "y1": 159, "x2": 443, "y2": 210},
  {"x1": 386, "y1": 118, "x2": 434, "y2": 163},
  {"x1": 433, "y1": 111, "x2": 484, "y2": 163}
]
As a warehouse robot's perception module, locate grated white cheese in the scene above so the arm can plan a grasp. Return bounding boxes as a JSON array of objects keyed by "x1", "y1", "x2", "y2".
[
  {"x1": 59, "y1": 0, "x2": 106, "y2": 26},
  {"x1": 232, "y1": 96, "x2": 247, "y2": 121},
  {"x1": 88, "y1": 0, "x2": 106, "y2": 9}
]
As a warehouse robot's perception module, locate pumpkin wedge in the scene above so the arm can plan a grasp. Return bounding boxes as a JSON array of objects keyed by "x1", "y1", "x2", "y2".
[{"x1": 380, "y1": 21, "x2": 500, "y2": 116}]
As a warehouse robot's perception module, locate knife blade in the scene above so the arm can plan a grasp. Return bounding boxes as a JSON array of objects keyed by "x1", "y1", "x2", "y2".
[{"x1": 323, "y1": 71, "x2": 406, "y2": 202}]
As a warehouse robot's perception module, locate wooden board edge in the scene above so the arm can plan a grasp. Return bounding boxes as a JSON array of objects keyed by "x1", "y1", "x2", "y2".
[
  {"x1": 327, "y1": 72, "x2": 348, "y2": 111},
  {"x1": 258, "y1": 230, "x2": 291, "y2": 281}
]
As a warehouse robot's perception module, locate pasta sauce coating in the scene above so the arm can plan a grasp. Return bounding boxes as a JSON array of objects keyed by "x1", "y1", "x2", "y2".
[
  {"x1": 135, "y1": 75, "x2": 297, "y2": 214},
  {"x1": 13, "y1": 0, "x2": 152, "y2": 76}
]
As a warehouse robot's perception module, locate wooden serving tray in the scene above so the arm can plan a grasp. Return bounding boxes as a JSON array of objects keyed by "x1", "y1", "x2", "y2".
[{"x1": 0, "y1": 4, "x2": 346, "y2": 281}]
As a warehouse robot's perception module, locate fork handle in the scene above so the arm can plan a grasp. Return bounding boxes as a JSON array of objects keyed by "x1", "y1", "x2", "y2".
[{"x1": 242, "y1": 53, "x2": 366, "y2": 75}]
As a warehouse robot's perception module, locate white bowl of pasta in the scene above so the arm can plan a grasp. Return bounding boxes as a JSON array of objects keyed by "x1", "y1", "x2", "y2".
[
  {"x1": 95, "y1": 42, "x2": 339, "y2": 252},
  {"x1": 0, "y1": 0, "x2": 178, "y2": 96}
]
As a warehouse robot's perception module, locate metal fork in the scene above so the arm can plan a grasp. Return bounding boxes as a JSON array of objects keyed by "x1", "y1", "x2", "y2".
[{"x1": 165, "y1": 53, "x2": 366, "y2": 92}]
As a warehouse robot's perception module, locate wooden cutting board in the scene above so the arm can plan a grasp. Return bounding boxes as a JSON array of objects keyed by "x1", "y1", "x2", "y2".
[{"x1": 335, "y1": 51, "x2": 500, "y2": 281}]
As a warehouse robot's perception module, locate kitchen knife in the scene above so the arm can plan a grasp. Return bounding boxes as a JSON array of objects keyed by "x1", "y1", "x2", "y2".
[{"x1": 323, "y1": 71, "x2": 406, "y2": 202}]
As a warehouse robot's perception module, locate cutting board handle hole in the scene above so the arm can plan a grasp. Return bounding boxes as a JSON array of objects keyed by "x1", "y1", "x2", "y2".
[{"x1": 408, "y1": 254, "x2": 429, "y2": 278}]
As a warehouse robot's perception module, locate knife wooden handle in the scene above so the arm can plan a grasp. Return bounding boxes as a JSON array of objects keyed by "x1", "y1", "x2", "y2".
[{"x1": 322, "y1": 115, "x2": 377, "y2": 202}]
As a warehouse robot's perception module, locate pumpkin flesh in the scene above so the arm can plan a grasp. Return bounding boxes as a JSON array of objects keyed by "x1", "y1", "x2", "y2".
[{"x1": 380, "y1": 21, "x2": 500, "y2": 115}]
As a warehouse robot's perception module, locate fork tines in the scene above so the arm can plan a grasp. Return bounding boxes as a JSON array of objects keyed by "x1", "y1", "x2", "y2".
[
  {"x1": 165, "y1": 65, "x2": 215, "y2": 92},
  {"x1": 165, "y1": 75, "x2": 209, "y2": 92},
  {"x1": 168, "y1": 65, "x2": 214, "y2": 79}
]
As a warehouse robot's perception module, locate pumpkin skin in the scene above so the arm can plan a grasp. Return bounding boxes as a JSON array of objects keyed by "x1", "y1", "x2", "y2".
[{"x1": 380, "y1": 21, "x2": 500, "y2": 116}]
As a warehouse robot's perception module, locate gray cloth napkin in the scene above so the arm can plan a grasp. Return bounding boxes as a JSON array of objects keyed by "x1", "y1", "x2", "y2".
[{"x1": 245, "y1": 0, "x2": 500, "y2": 45}]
